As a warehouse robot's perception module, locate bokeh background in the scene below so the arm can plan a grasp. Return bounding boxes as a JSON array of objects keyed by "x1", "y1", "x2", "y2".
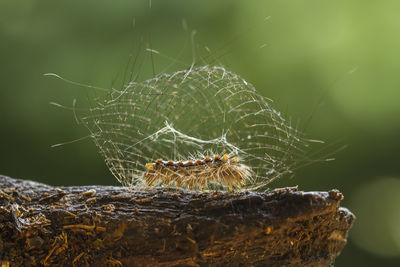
[{"x1": 1, "y1": 0, "x2": 399, "y2": 266}]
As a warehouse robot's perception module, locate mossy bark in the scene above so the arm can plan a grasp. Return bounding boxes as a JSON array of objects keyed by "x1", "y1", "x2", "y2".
[{"x1": 0, "y1": 175, "x2": 354, "y2": 266}]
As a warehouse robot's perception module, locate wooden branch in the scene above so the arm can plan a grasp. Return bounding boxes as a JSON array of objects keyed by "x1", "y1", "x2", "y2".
[{"x1": 0, "y1": 175, "x2": 355, "y2": 266}]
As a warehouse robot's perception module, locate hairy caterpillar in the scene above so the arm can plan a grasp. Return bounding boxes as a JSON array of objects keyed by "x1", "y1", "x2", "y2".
[{"x1": 144, "y1": 154, "x2": 252, "y2": 190}]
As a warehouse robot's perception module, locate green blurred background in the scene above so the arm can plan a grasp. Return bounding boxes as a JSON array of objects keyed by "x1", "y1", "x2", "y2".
[{"x1": 1, "y1": 0, "x2": 399, "y2": 266}]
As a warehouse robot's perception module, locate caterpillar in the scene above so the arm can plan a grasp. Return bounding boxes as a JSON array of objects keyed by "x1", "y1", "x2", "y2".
[{"x1": 144, "y1": 154, "x2": 252, "y2": 191}]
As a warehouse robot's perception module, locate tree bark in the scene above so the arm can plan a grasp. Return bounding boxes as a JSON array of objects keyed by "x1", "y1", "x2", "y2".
[{"x1": 0, "y1": 175, "x2": 354, "y2": 267}]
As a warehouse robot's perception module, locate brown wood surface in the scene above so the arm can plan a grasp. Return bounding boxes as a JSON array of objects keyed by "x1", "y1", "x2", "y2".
[{"x1": 0, "y1": 175, "x2": 355, "y2": 266}]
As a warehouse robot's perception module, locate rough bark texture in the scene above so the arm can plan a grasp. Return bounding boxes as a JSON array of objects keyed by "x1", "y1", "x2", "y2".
[{"x1": 0, "y1": 175, "x2": 355, "y2": 267}]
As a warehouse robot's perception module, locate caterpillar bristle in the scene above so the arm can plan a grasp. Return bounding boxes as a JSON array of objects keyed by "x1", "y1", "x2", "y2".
[{"x1": 145, "y1": 163, "x2": 154, "y2": 171}]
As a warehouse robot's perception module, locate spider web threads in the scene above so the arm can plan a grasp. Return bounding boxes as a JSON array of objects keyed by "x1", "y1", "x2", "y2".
[{"x1": 83, "y1": 65, "x2": 313, "y2": 191}]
